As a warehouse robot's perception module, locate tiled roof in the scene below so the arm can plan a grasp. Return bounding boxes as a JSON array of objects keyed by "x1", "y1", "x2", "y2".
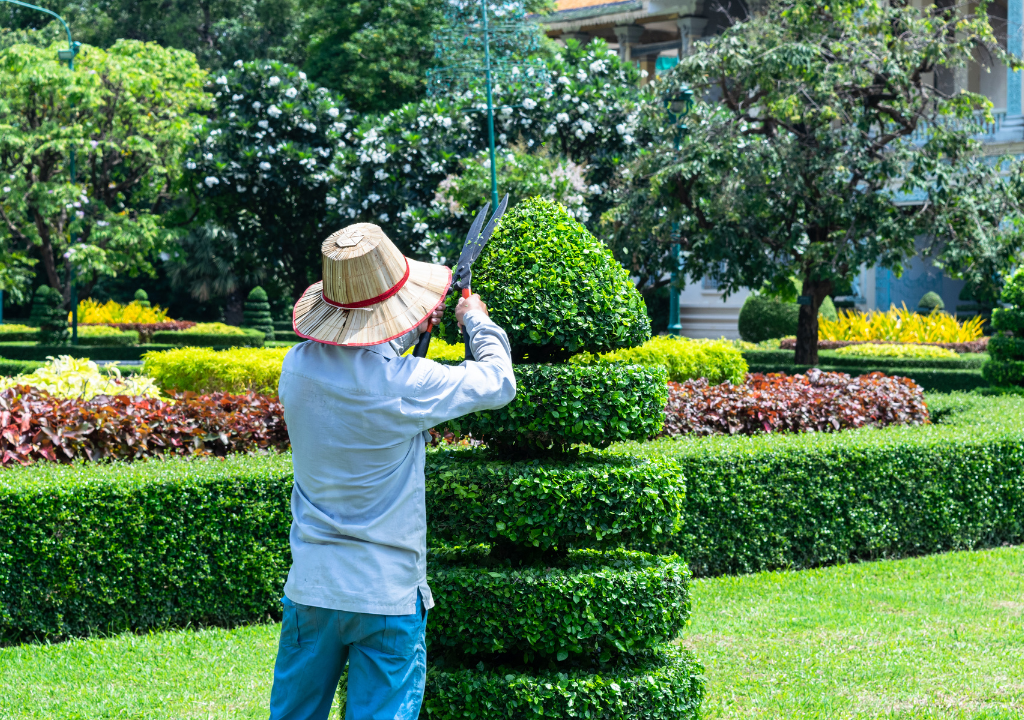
[{"x1": 544, "y1": 0, "x2": 645, "y2": 23}]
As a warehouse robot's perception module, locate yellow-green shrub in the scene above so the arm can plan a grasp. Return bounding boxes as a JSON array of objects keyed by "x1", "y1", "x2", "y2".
[
  {"x1": 0, "y1": 356, "x2": 161, "y2": 400},
  {"x1": 833, "y1": 343, "x2": 959, "y2": 360},
  {"x1": 177, "y1": 322, "x2": 248, "y2": 336},
  {"x1": 572, "y1": 336, "x2": 747, "y2": 385},
  {"x1": 77, "y1": 325, "x2": 128, "y2": 338},
  {"x1": 74, "y1": 298, "x2": 171, "y2": 324},
  {"x1": 143, "y1": 346, "x2": 291, "y2": 395},
  {"x1": 0, "y1": 323, "x2": 35, "y2": 334},
  {"x1": 819, "y1": 304, "x2": 983, "y2": 343},
  {"x1": 403, "y1": 336, "x2": 467, "y2": 362}
]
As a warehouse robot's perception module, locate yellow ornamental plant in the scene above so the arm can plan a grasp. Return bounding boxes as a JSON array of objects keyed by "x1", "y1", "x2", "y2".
[
  {"x1": 74, "y1": 298, "x2": 172, "y2": 324},
  {"x1": 833, "y1": 343, "x2": 959, "y2": 360},
  {"x1": 818, "y1": 304, "x2": 983, "y2": 343},
  {"x1": 0, "y1": 356, "x2": 162, "y2": 400}
]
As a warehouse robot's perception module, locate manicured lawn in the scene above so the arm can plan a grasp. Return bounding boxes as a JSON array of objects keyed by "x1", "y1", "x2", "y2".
[{"x1": 0, "y1": 546, "x2": 1020, "y2": 719}]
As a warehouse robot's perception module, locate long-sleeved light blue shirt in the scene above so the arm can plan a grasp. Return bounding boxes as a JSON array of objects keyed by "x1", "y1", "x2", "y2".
[{"x1": 277, "y1": 310, "x2": 516, "y2": 615}]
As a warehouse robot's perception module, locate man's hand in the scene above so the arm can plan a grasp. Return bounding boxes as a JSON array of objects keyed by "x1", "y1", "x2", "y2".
[
  {"x1": 417, "y1": 299, "x2": 445, "y2": 334},
  {"x1": 456, "y1": 293, "x2": 488, "y2": 329}
]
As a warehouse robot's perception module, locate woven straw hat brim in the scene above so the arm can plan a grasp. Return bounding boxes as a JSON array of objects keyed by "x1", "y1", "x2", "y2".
[{"x1": 293, "y1": 259, "x2": 451, "y2": 347}]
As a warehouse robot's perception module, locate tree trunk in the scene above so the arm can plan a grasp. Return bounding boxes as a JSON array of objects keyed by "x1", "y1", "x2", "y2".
[
  {"x1": 793, "y1": 277, "x2": 834, "y2": 366},
  {"x1": 224, "y1": 289, "x2": 244, "y2": 326}
]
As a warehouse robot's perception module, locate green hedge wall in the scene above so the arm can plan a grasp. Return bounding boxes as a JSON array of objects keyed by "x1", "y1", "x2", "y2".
[
  {"x1": 0, "y1": 344, "x2": 178, "y2": 362},
  {"x1": 428, "y1": 547, "x2": 691, "y2": 662},
  {"x1": 0, "y1": 358, "x2": 44, "y2": 376},
  {"x1": 423, "y1": 645, "x2": 705, "y2": 720},
  {"x1": 149, "y1": 328, "x2": 265, "y2": 348},
  {"x1": 426, "y1": 453, "x2": 683, "y2": 551},
  {"x1": 742, "y1": 360, "x2": 986, "y2": 392},
  {"x1": 75, "y1": 331, "x2": 140, "y2": 347},
  {"x1": 444, "y1": 364, "x2": 668, "y2": 454},
  {"x1": 742, "y1": 348, "x2": 987, "y2": 370},
  {"x1": 0, "y1": 454, "x2": 293, "y2": 642}
]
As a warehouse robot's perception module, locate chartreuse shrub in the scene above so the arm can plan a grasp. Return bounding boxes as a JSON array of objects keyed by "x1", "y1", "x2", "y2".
[
  {"x1": 833, "y1": 342, "x2": 959, "y2": 360},
  {"x1": 143, "y1": 346, "x2": 290, "y2": 394},
  {"x1": 0, "y1": 356, "x2": 160, "y2": 400},
  {"x1": 442, "y1": 197, "x2": 650, "y2": 363},
  {"x1": 571, "y1": 335, "x2": 747, "y2": 384},
  {"x1": 984, "y1": 268, "x2": 1024, "y2": 388}
]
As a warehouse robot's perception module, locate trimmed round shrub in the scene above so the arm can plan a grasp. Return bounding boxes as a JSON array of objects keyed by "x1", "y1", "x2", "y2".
[
  {"x1": 442, "y1": 364, "x2": 668, "y2": 454},
  {"x1": 571, "y1": 336, "x2": 747, "y2": 384},
  {"x1": 243, "y1": 287, "x2": 275, "y2": 341},
  {"x1": 441, "y1": 197, "x2": 651, "y2": 362},
  {"x1": 918, "y1": 291, "x2": 944, "y2": 312},
  {"x1": 426, "y1": 451, "x2": 684, "y2": 551},
  {"x1": 133, "y1": 289, "x2": 151, "y2": 308},
  {"x1": 738, "y1": 294, "x2": 799, "y2": 343},
  {"x1": 29, "y1": 286, "x2": 69, "y2": 346},
  {"x1": 427, "y1": 548, "x2": 691, "y2": 662},
  {"x1": 423, "y1": 645, "x2": 705, "y2": 720}
]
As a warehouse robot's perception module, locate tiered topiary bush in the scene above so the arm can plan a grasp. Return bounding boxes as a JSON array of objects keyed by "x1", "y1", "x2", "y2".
[
  {"x1": 134, "y1": 289, "x2": 151, "y2": 308},
  {"x1": 984, "y1": 268, "x2": 1024, "y2": 388},
  {"x1": 243, "y1": 287, "x2": 275, "y2": 341},
  {"x1": 426, "y1": 198, "x2": 705, "y2": 718},
  {"x1": 28, "y1": 286, "x2": 69, "y2": 346}
]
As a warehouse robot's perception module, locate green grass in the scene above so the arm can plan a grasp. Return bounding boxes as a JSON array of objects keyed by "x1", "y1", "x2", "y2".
[{"x1": 0, "y1": 547, "x2": 1020, "y2": 719}]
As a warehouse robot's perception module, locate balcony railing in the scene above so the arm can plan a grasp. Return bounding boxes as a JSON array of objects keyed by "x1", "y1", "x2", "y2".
[{"x1": 908, "y1": 110, "x2": 1007, "y2": 143}]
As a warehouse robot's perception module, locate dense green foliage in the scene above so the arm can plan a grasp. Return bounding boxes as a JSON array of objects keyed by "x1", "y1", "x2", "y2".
[
  {"x1": 242, "y1": 286, "x2": 275, "y2": 340},
  {"x1": 29, "y1": 286, "x2": 68, "y2": 346},
  {"x1": 738, "y1": 294, "x2": 799, "y2": 344},
  {"x1": 441, "y1": 198, "x2": 650, "y2": 362},
  {"x1": 918, "y1": 291, "x2": 945, "y2": 311},
  {"x1": 443, "y1": 364, "x2": 667, "y2": 455},
  {"x1": 428, "y1": 548, "x2": 691, "y2": 662},
  {"x1": 426, "y1": 453, "x2": 683, "y2": 552},
  {"x1": 133, "y1": 289, "x2": 151, "y2": 308},
  {"x1": 149, "y1": 328, "x2": 264, "y2": 348},
  {"x1": 0, "y1": 453, "x2": 293, "y2": 641},
  {"x1": 743, "y1": 349, "x2": 986, "y2": 370},
  {"x1": 984, "y1": 267, "x2": 1024, "y2": 387},
  {"x1": 605, "y1": 0, "x2": 1024, "y2": 364},
  {"x1": 423, "y1": 645, "x2": 705, "y2": 720},
  {"x1": 0, "y1": 41, "x2": 208, "y2": 301},
  {"x1": 631, "y1": 393, "x2": 1024, "y2": 576},
  {"x1": 571, "y1": 336, "x2": 747, "y2": 385}
]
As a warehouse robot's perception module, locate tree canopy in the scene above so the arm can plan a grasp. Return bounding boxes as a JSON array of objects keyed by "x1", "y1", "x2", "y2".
[{"x1": 605, "y1": 0, "x2": 1024, "y2": 363}]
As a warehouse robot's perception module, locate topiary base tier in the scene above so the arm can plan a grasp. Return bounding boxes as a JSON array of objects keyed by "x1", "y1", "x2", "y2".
[{"x1": 423, "y1": 645, "x2": 705, "y2": 720}]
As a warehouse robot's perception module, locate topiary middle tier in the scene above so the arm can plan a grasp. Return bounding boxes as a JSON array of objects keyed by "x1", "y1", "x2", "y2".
[
  {"x1": 441, "y1": 363, "x2": 668, "y2": 455},
  {"x1": 427, "y1": 547, "x2": 691, "y2": 663}
]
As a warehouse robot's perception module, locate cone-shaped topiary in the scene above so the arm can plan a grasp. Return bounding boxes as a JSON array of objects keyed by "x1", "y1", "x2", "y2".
[
  {"x1": 243, "y1": 286, "x2": 274, "y2": 341},
  {"x1": 134, "y1": 289, "x2": 151, "y2": 308},
  {"x1": 442, "y1": 197, "x2": 650, "y2": 363},
  {"x1": 29, "y1": 286, "x2": 69, "y2": 346},
  {"x1": 918, "y1": 291, "x2": 945, "y2": 313},
  {"x1": 984, "y1": 269, "x2": 1024, "y2": 387}
]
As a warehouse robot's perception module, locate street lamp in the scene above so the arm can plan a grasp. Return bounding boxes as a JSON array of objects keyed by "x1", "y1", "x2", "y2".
[
  {"x1": 0, "y1": 0, "x2": 79, "y2": 343},
  {"x1": 663, "y1": 85, "x2": 694, "y2": 336}
]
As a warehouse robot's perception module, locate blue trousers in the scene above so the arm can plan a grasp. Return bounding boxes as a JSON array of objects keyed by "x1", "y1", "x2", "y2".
[{"x1": 268, "y1": 594, "x2": 428, "y2": 720}]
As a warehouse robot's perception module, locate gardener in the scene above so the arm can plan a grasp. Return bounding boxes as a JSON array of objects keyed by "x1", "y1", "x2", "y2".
[{"x1": 269, "y1": 223, "x2": 516, "y2": 720}]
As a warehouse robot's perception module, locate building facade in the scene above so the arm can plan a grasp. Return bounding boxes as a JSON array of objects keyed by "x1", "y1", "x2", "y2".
[{"x1": 540, "y1": 0, "x2": 1022, "y2": 338}]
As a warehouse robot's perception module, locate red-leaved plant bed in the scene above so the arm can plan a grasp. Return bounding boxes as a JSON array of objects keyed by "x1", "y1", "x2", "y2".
[
  {"x1": 0, "y1": 386, "x2": 288, "y2": 467},
  {"x1": 663, "y1": 370, "x2": 930, "y2": 436}
]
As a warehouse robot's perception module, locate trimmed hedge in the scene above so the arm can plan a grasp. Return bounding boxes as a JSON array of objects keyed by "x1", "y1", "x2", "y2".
[
  {"x1": 631, "y1": 393, "x2": 1024, "y2": 576},
  {"x1": 571, "y1": 336, "x2": 747, "y2": 385},
  {"x1": 427, "y1": 547, "x2": 691, "y2": 661},
  {"x1": 0, "y1": 454, "x2": 294, "y2": 641},
  {"x1": 423, "y1": 645, "x2": 705, "y2": 720},
  {"x1": 0, "y1": 343, "x2": 178, "y2": 362},
  {"x1": 743, "y1": 359, "x2": 986, "y2": 393},
  {"x1": 742, "y1": 348, "x2": 987, "y2": 370},
  {"x1": 142, "y1": 346, "x2": 291, "y2": 395},
  {"x1": 75, "y1": 330, "x2": 139, "y2": 347},
  {"x1": 426, "y1": 453, "x2": 683, "y2": 551},
  {"x1": 150, "y1": 328, "x2": 264, "y2": 348},
  {"x1": 444, "y1": 364, "x2": 668, "y2": 454},
  {"x1": 0, "y1": 358, "x2": 44, "y2": 376}
]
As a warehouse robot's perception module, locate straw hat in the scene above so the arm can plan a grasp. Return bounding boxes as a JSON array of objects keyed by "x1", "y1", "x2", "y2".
[{"x1": 293, "y1": 223, "x2": 451, "y2": 346}]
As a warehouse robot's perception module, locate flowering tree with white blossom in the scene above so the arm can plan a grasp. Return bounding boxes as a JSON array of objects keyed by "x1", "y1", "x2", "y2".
[
  {"x1": 179, "y1": 58, "x2": 350, "y2": 309},
  {"x1": 326, "y1": 38, "x2": 645, "y2": 263}
]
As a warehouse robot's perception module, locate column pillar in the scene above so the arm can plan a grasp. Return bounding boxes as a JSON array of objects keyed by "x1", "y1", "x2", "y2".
[
  {"x1": 677, "y1": 16, "x2": 708, "y2": 57},
  {"x1": 995, "y1": 0, "x2": 1024, "y2": 141},
  {"x1": 614, "y1": 24, "x2": 645, "y2": 63}
]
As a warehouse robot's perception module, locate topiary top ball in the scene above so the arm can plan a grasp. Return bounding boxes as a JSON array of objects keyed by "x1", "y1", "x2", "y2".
[
  {"x1": 442, "y1": 197, "x2": 650, "y2": 362},
  {"x1": 918, "y1": 291, "x2": 944, "y2": 312}
]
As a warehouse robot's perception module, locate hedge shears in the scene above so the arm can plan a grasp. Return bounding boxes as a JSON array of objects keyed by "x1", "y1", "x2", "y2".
[{"x1": 413, "y1": 194, "x2": 508, "y2": 361}]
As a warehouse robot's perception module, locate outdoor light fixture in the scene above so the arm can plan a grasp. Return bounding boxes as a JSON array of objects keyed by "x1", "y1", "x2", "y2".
[{"x1": 663, "y1": 83, "x2": 695, "y2": 336}]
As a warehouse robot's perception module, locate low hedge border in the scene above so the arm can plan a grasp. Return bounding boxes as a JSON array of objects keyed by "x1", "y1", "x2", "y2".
[
  {"x1": 427, "y1": 547, "x2": 691, "y2": 661},
  {"x1": 0, "y1": 453, "x2": 294, "y2": 642},
  {"x1": 423, "y1": 645, "x2": 705, "y2": 720},
  {"x1": 744, "y1": 361, "x2": 986, "y2": 392},
  {"x1": 443, "y1": 364, "x2": 668, "y2": 453},
  {"x1": 742, "y1": 348, "x2": 987, "y2": 370},
  {"x1": 0, "y1": 344, "x2": 179, "y2": 362},
  {"x1": 149, "y1": 328, "x2": 264, "y2": 348},
  {"x1": 426, "y1": 453, "x2": 683, "y2": 551}
]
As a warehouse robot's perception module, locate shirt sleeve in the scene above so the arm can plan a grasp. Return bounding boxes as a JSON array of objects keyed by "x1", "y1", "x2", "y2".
[
  {"x1": 401, "y1": 310, "x2": 516, "y2": 430},
  {"x1": 389, "y1": 326, "x2": 421, "y2": 357}
]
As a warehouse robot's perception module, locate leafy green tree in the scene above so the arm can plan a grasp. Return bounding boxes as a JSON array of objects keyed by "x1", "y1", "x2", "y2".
[
  {"x1": 177, "y1": 59, "x2": 348, "y2": 310},
  {"x1": 604, "y1": 0, "x2": 1024, "y2": 363},
  {"x1": 0, "y1": 41, "x2": 208, "y2": 303}
]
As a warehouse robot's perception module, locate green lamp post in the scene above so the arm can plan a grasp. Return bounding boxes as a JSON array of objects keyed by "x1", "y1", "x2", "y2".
[
  {"x1": 663, "y1": 86, "x2": 694, "y2": 336},
  {"x1": 0, "y1": 0, "x2": 79, "y2": 342}
]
